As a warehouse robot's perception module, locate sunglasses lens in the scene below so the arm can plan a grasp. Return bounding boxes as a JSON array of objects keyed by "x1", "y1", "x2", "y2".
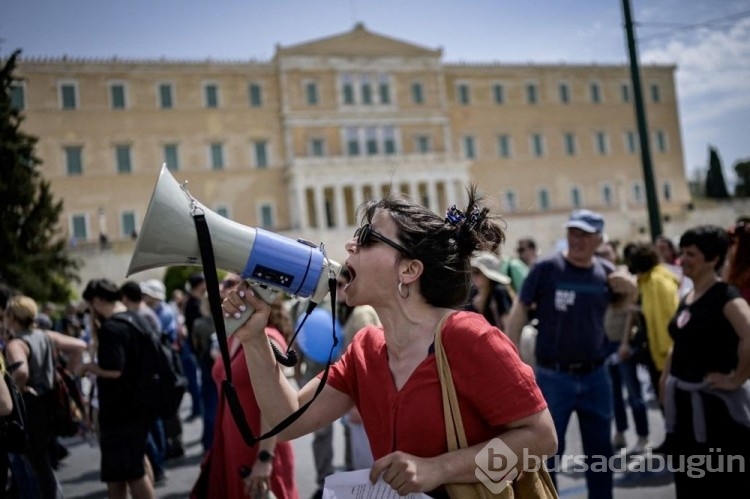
[{"x1": 356, "y1": 225, "x2": 371, "y2": 246}]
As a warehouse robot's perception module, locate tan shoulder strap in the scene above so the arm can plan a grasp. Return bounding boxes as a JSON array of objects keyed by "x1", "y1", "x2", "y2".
[{"x1": 434, "y1": 312, "x2": 468, "y2": 451}]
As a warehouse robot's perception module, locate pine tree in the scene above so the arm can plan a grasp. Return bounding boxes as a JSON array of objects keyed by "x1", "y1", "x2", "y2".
[
  {"x1": 0, "y1": 50, "x2": 80, "y2": 302},
  {"x1": 734, "y1": 159, "x2": 750, "y2": 198},
  {"x1": 704, "y1": 146, "x2": 731, "y2": 199}
]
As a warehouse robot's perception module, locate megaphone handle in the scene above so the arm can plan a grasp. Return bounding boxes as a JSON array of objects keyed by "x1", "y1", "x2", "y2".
[{"x1": 223, "y1": 282, "x2": 279, "y2": 336}]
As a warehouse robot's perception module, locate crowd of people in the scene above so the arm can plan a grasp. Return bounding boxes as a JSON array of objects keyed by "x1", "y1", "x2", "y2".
[{"x1": 2, "y1": 194, "x2": 750, "y2": 499}]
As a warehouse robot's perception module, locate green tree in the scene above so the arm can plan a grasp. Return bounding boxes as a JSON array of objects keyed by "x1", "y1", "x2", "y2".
[
  {"x1": 704, "y1": 146, "x2": 731, "y2": 199},
  {"x1": 734, "y1": 159, "x2": 750, "y2": 198},
  {"x1": 0, "y1": 50, "x2": 80, "y2": 302}
]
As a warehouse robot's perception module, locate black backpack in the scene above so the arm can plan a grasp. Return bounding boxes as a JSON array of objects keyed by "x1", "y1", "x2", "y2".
[
  {"x1": 0, "y1": 363, "x2": 29, "y2": 453},
  {"x1": 112, "y1": 312, "x2": 187, "y2": 420}
]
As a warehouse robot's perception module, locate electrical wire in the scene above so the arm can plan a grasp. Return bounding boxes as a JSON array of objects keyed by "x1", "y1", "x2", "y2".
[{"x1": 637, "y1": 9, "x2": 750, "y2": 42}]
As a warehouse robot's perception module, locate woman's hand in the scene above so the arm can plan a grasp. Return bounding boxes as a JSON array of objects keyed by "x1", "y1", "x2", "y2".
[
  {"x1": 705, "y1": 371, "x2": 745, "y2": 391},
  {"x1": 222, "y1": 284, "x2": 272, "y2": 345},
  {"x1": 243, "y1": 460, "x2": 272, "y2": 498},
  {"x1": 369, "y1": 451, "x2": 441, "y2": 495},
  {"x1": 617, "y1": 343, "x2": 631, "y2": 361}
]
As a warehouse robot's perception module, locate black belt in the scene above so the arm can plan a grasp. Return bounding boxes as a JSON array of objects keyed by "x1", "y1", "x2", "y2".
[{"x1": 537, "y1": 358, "x2": 604, "y2": 376}]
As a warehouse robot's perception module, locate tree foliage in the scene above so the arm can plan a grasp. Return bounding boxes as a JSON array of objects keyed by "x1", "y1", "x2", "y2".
[
  {"x1": 734, "y1": 159, "x2": 750, "y2": 198},
  {"x1": 704, "y1": 146, "x2": 731, "y2": 199},
  {"x1": 0, "y1": 50, "x2": 80, "y2": 302}
]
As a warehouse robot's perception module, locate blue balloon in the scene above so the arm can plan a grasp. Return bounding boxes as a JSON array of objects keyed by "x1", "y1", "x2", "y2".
[{"x1": 295, "y1": 307, "x2": 344, "y2": 364}]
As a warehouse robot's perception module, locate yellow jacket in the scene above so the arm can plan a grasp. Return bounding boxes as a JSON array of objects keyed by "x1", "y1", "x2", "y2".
[{"x1": 638, "y1": 264, "x2": 680, "y2": 371}]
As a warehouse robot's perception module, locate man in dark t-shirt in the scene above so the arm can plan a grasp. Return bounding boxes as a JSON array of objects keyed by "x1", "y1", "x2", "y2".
[
  {"x1": 507, "y1": 209, "x2": 636, "y2": 499},
  {"x1": 80, "y1": 279, "x2": 154, "y2": 498}
]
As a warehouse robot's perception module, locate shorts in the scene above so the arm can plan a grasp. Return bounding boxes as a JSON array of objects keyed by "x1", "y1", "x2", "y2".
[{"x1": 99, "y1": 419, "x2": 150, "y2": 483}]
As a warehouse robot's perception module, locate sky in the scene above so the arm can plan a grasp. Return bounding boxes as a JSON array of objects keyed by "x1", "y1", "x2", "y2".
[{"x1": 3, "y1": 0, "x2": 749, "y2": 188}]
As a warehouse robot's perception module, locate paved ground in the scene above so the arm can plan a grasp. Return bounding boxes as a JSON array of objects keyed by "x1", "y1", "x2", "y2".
[{"x1": 55, "y1": 385, "x2": 677, "y2": 498}]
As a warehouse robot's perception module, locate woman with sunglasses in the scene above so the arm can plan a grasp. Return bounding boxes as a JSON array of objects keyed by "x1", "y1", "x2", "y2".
[
  {"x1": 222, "y1": 187, "x2": 556, "y2": 496},
  {"x1": 726, "y1": 219, "x2": 750, "y2": 302}
]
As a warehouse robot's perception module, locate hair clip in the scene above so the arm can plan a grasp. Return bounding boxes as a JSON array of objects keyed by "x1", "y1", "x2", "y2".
[
  {"x1": 445, "y1": 205, "x2": 466, "y2": 225},
  {"x1": 468, "y1": 207, "x2": 489, "y2": 230}
]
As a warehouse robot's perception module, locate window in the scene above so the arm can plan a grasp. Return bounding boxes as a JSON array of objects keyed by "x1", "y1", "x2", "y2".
[
  {"x1": 260, "y1": 204, "x2": 274, "y2": 229},
  {"x1": 559, "y1": 83, "x2": 570, "y2": 104},
  {"x1": 249, "y1": 83, "x2": 263, "y2": 107},
  {"x1": 633, "y1": 183, "x2": 644, "y2": 203},
  {"x1": 497, "y1": 135, "x2": 512, "y2": 158},
  {"x1": 60, "y1": 83, "x2": 77, "y2": 110},
  {"x1": 305, "y1": 82, "x2": 318, "y2": 105},
  {"x1": 590, "y1": 82, "x2": 601, "y2": 103},
  {"x1": 121, "y1": 211, "x2": 136, "y2": 238},
  {"x1": 655, "y1": 130, "x2": 667, "y2": 153},
  {"x1": 204, "y1": 84, "x2": 219, "y2": 108},
  {"x1": 504, "y1": 191, "x2": 517, "y2": 212},
  {"x1": 411, "y1": 82, "x2": 424, "y2": 104},
  {"x1": 595, "y1": 131, "x2": 609, "y2": 155},
  {"x1": 346, "y1": 127, "x2": 360, "y2": 156},
  {"x1": 71, "y1": 214, "x2": 88, "y2": 241},
  {"x1": 663, "y1": 182, "x2": 672, "y2": 201},
  {"x1": 115, "y1": 145, "x2": 132, "y2": 174},
  {"x1": 164, "y1": 144, "x2": 179, "y2": 171},
  {"x1": 531, "y1": 133, "x2": 544, "y2": 157},
  {"x1": 457, "y1": 83, "x2": 470, "y2": 105},
  {"x1": 463, "y1": 136, "x2": 476, "y2": 159},
  {"x1": 621, "y1": 83, "x2": 631, "y2": 103},
  {"x1": 383, "y1": 127, "x2": 396, "y2": 155},
  {"x1": 310, "y1": 138, "x2": 326, "y2": 157},
  {"x1": 10, "y1": 84, "x2": 25, "y2": 110},
  {"x1": 416, "y1": 135, "x2": 431, "y2": 154},
  {"x1": 570, "y1": 187, "x2": 582, "y2": 208},
  {"x1": 526, "y1": 83, "x2": 538, "y2": 104},
  {"x1": 210, "y1": 143, "x2": 224, "y2": 170},
  {"x1": 110, "y1": 83, "x2": 126, "y2": 109},
  {"x1": 602, "y1": 184, "x2": 613, "y2": 206},
  {"x1": 650, "y1": 83, "x2": 661, "y2": 103},
  {"x1": 378, "y1": 74, "x2": 390, "y2": 104},
  {"x1": 361, "y1": 76, "x2": 372, "y2": 105},
  {"x1": 625, "y1": 130, "x2": 638, "y2": 153},
  {"x1": 366, "y1": 127, "x2": 379, "y2": 155},
  {"x1": 342, "y1": 74, "x2": 354, "y2": 105},
  {"x1": 158, "y1": 83, "x2": 174, "y2": 109},
  {"x1": 253, "y1": 141, "x2": 268, "y2": 168},
  {"x1": 65, "y1": 146, "x2": 83, "y2": 175},
  {"x1": 493, "y1": 84, "x2": 504, "y2": 104},
  {"x1": 538, "y1": 189, "x2": 550, "y2": 210},
  {"x1": 564, "y1": 133, "x2": 577, "y2": 156}
]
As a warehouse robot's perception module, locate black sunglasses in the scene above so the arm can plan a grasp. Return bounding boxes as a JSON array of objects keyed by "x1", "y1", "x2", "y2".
[
  {"x1": 221, "y1": 278, "x2": 241, "y2": 288},
  {"x1": 354, "y1": 224, "x2": 414, "y2": 258}
]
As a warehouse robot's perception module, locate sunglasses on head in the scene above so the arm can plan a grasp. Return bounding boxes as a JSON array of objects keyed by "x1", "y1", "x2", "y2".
[
  {"x1": 354, "y1": 224, "x2": 414, "y2": 258},
  {"x1": 221, "y1": 278, "x2": 241, "y2": 288}
]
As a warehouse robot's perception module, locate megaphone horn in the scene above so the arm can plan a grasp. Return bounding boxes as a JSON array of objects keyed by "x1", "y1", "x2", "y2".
[{"x1": 128, "y1": 165, "x2": 342, "y2": 336}]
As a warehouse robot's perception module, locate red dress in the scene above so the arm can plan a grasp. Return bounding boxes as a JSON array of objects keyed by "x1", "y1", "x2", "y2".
[
  {"x1": 325, "y1": 311, "x2": 547, "y2": 460},
  {"x1": 205, "y1": 328, "x2": 299, "y2": 499}
]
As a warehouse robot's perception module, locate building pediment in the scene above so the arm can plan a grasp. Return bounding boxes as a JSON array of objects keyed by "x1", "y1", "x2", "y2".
[{"x1": 276, "y1": 23, "x2": 442, "y2": 59}]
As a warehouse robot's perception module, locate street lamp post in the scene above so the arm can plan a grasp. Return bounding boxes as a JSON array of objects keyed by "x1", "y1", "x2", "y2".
[{"x1": 622, "y1": 0, "x2": 663, "y2": 240}]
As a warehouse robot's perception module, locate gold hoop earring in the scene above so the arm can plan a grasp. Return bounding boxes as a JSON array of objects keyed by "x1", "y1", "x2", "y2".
[{"x1": 398, "y1": 281, "x2": 410, "y2": 299}]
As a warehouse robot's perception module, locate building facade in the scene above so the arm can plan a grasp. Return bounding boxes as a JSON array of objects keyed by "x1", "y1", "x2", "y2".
[{"x1": 10, "y1": 24, "x2": 690, "y2": 280}]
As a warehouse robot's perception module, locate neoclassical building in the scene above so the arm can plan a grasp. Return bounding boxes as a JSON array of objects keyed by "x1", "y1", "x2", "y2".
[{"x1": 11, "y1": 24, "x2": 689, "y2": 276}]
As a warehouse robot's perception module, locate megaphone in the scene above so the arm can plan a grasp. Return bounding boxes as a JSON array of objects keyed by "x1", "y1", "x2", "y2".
[{"x1": 128, "y1": 165, "x2": 342, "y2": 336}]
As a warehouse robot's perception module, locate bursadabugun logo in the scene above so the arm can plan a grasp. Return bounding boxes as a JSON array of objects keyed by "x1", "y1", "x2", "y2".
[{"x1": 475, "y1": 438, "x2": 519, "y2": 493}]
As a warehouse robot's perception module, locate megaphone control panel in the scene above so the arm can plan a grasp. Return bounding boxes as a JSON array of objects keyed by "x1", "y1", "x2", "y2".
[{"x1": 250, "y1": 264, "x2": 293, "y2": 288}]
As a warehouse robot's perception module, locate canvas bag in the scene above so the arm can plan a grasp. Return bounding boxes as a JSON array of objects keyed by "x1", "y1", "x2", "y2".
[{"x1": 434, "y1": 317, "x2": 558, "y2": 499}]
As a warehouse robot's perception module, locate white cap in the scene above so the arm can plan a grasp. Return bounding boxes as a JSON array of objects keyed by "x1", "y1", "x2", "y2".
[{"x1": 140, "y1": 279, "x2": 166, "y2": 301}]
